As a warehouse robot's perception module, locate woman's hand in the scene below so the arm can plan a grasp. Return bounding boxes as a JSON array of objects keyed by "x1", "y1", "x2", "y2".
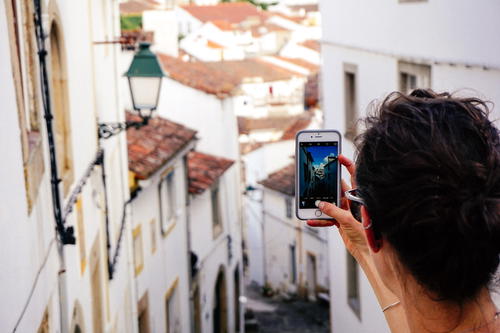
[{"x1": 306, "y1": 155, "x2": 370, "y2": 263}]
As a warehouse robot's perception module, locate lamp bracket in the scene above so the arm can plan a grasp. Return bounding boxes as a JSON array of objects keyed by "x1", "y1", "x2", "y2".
[{"x1": 98, "y1": 116, "x2": 150, "y2": 139}]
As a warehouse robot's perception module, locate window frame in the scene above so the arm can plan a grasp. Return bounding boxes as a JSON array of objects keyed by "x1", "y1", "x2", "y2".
[
  {"x1": 343, "y1": 63, "x2": 358, "y2": 142},
  {"x1": 211, "y1": 182, "x2": 223, "y2": 239},
  {"x1": 346, "y1": 250, "x2": 361, "y2": 319},
  {"x1": 158, "y1": 168, "x2": 177, "y2": 236}
]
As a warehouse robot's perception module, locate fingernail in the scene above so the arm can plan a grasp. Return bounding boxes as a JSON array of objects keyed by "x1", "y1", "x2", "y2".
[
  {"x1": 315, "y1": 200, "x2": 321, "y2": 207},
  {"x1": 318, "y1": 201, "x2": 325, "y2": 209}
]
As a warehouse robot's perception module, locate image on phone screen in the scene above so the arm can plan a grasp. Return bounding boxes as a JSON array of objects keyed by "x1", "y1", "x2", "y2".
[{"x1": 298, "y1": 141, "x2": 338, "y2": 209}]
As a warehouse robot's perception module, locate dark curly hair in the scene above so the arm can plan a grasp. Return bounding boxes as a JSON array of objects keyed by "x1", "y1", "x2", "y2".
[{"x1": 355, "y1": 89, "x2": 500, "y2": 304}]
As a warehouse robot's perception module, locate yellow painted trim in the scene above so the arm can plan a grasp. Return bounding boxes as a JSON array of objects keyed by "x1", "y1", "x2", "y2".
[
  {"x1": 160, "y1": 166, "x2": 175, "y2": 179},
  {"x1": 133, "y1": 224, "x2": 144, "y2": 277},
  {"x1": 165, "y1": 277, "x2": 179, "y2": 301},
  {"x1": 150, "y1": 219, "x2": 157, "y2": 254},
  {"x1": 80, "y1": 258, "x2": 87, "y2": 274},
  {"x1": 133, "y1": 224, "x2": 142, "y2": 237},
  {"x1": 135, "y1": 263, "x2": 144, "y2": 277},
  {"x1": 161, "y1": 221, "x2": 176, "y2": 239}
]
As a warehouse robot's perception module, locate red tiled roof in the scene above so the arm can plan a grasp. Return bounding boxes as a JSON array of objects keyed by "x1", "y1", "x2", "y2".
[
  {"x1": 159, "y1": 55, "x2": 300, "y2": 97},
  {"x1": 240, "y1": 142, "x2": 264, "y2": 155},
  {"x1": 280, "y1": 112, "x2": 313, "y2": 140},
  {"x1": 299, "y1": 40, "x2": 320, "y2": 52},
  {"x1": 288, "y1": 4, "x2": 319, "y2": 13},
  {"x1": 187, "y1": 151, "x2": 234, "y2": 194},
  {"x1": 127, "y1": 112, "x2": 197, "y2": 179},
  {"x1": 275, "y1": 57, "x2": 319, "y2": 73},
  {"x1": 250, "y1": 23, "x2": 289, "y2": 37},
  {"x1": 120, "y1": 0, "x2": 159, "y2": 14},
  {"x1": 181, "y1": 3, "x2": 267, "y2": 25},
  {"x1": 211, "y1": 20, "x2": 234, "y2": 31},
  {"x1": 204, "y1": 58, "x2": 301, "y2": 83},
  {"x1": 238, "y1": 115, "x2": 298, "y2": 135},
  {"x1": 158, "y1": 54, "x2": 239, "y2": 98},
  {"x1": 259, "y1": 163, "x2": 295, "y2": 196}
]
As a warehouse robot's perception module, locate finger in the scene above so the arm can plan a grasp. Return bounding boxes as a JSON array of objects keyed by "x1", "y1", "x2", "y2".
[
  {"x1": 339, "y1": 155, "x2": 357, "y2": 187},
  {"x1": 340, "y1": 179, "x2": 351, "y2": 210},
  {"x1": 341, "y1": 179, "x2": 351, "y2": 193},
  {"x1": 317, "y1": 201, "x2": 353, "y2": 225},
  {"x1": 339, "y1": 154, "x2": 356, "y2": 176},
  {"x1": 307, "y1": 220, "x2": 338, "y2": 228}
]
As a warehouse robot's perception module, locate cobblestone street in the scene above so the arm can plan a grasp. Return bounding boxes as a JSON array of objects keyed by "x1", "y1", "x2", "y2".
[{"x1": 245, "y1": 283, "x2": 330, "y2": 333}]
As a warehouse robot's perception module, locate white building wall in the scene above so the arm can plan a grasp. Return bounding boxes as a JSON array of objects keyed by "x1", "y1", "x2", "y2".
[
  {"x1": 143, "y1": 10, "x2": 179, "y2": 57},
  {"x1": 1, "y1": 0, "x2": 136, "y2": 331},
  {"x1": 190, "y1": 173, "x2": 243, "y2": 333},
  {"x1": 321, "y1": 1, "x2": 500, "y2": 332},
  {"x1": 130, "y1": 156, "x2": 192, "y2": 333},
  {"x1": 0, "y1": 2, "x2": 61, "y2": 331},
  {"x1": 262, "y1": 189, "x2": 329, "y2": 296}
]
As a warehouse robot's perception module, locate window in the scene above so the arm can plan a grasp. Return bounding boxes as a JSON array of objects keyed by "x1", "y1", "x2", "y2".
[
  {"x1": 165, "y1": 279, "x2": 181, "y2": 333},
  {"x1": 212, "y1": 183, "x2": 223, "y2": 239},
  {"x1": 347, "y1": 251, "x2": 361, "y2": 318},
  {"x1": 234, "y1": 267, "x2": 241, "y2": 332},
  {"x1": 37, "y1": 309, "x2": 49, "y2": 333},
  {"x1": 290, "y1": 244, "x2": 297, "y2": 284},
  {"x1": 50, "y1": 22, "x2": 74, "y2": 196},
  {"x1": 344, "y1": 63, "x2": 358, "y2": 141},
  {"x1": 133, "y1": 225, "x2": 144, "y2": 276},
  {"x1": 399, "y1": 61, "x2": 431, "y2": 94},
  {"x1": 76, "y1": 196, "x2": 86, "y2": 274},
  {"x1": 5, "y1": 0, "x2": 45, "y2": 212},
  {"x1": 159, "y1": 170, "x2": 176, "y2": 235},
  {"x1": 285, "y1": 197, "x2": 293, "y2": 219},
  {"x1": 138, "y1": 293, "x2": 150, "y2": 333}
]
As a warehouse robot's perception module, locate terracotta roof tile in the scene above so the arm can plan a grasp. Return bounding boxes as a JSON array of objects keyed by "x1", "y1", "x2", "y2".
[
  {"x1": 120, "y1": 0, "x2": 159, "y2": 15},
  {"x1": 259, "y1": 163, "x2": 295, "y2": 196},
  {"x1": 187, "y1": 151, "x2": 234, "y2": 194},
  {"x1": 158, "y1": 54, "x2": 239, "y2": 98},
  {"x1": 126, "y1": 112, "x2": 197, "y2": 179},
  {"x1": 181, "y1": 3, "x2": 268, "y2": 25},
  {"x1": 159, "y1": 55, "x2": 300, "y2": 97},
  {"x1": 288, "y1": 4, "x2": 319, "y2": 13},
  {"x1": 237, "y1": 115, "x2": 298, "y2": 135},
  {"x1": 275, "y1": 57, "x2": 319, "y2": 73},
  {"x1": 299, "y1": 40, "x2": 320, "y2": 52},
  {"x1": 240, "y1": 142, "x2": 264, "y2": 155},
  {"x1": 250, "y1": 23, "x2": 289, "y2": 37},
  {"x1": 280, "y1": 112, "x2": 313, "y2": 140},
  {"x1": 211, "y1": 20, "x2": 234, "y2": 31},
  {"x1": 204, "y1": 58, "x2": 301, "y2": 83}
]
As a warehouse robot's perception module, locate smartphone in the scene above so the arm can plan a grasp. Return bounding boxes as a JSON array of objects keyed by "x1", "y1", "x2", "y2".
[{"x1": 295, "y1": 130, "x2": 341, "y2": 220}]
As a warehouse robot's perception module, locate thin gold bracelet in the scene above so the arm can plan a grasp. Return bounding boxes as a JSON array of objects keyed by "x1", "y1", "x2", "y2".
[{"x1": 382, "y1": 300, "x2": 401, "y2": 312}]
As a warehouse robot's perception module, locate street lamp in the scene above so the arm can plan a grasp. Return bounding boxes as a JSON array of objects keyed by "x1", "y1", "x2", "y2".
[{"x1": 99, "y1": 42, "x2": 165, "y2": 139}]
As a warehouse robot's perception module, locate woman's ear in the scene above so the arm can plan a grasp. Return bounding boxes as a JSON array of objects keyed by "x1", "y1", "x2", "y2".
[{"x1": 361, "y1": 206, "x2": 383, "y2": 253}]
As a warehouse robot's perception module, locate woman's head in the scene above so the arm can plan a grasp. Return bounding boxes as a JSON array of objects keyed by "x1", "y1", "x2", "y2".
[{"x1": 355, "y1": 89, "x2": 500, "y2": 304}]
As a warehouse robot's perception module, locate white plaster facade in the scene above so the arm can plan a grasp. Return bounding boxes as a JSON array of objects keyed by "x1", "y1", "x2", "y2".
[
  {"x1": 320, "y1": 1, "x2": 500, "y2": 332},
  {"x1": 1, "y1": 0, "x2": 136, "y2": 332},
  {"x1": 261, "y1": 186, "x2": 329, "y2": 298},
  {"x1": 142, "y1": 9, "x2": 179, "y2": 57},
  {"x1": 157, "y1": 67, "x2": 245, "y2": 333},
  {"x1": 129, "y1": 141, "x2": 194, "y2": 333}
]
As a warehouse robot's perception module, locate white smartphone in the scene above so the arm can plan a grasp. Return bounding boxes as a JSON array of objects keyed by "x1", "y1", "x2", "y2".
[{"x1": 295, "y1": 130, "x2": 341, "y2": 220}]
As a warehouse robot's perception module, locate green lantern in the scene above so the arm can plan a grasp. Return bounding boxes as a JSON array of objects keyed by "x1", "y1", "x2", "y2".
[{"x1": 125, "y1": 42, "x2": 165, "y2": 116}]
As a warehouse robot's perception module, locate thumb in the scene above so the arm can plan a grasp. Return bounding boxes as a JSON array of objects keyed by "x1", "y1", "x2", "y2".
[{"x1": 318, "y1": 201, "x2": 355, "y2": 226}]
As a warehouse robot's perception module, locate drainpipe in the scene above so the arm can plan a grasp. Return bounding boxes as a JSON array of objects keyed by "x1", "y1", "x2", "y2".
[{"x1": 33, "y1": 2, "x2": 74, "y2": 333}]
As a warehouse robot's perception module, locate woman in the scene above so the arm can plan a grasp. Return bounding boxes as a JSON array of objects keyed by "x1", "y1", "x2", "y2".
[{"x1": 308, "y1": 89, "x2": 500, "y2": 333}]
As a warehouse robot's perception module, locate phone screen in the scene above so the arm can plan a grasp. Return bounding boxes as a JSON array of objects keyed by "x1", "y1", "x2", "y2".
[{"x1": 298, "y1": 141, "x2": 339, "y2": 209}]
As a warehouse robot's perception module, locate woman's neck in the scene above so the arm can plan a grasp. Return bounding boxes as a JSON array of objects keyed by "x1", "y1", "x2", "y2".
[{"x1": 401, "y1": 287, "x2": 499, "y2": 333}]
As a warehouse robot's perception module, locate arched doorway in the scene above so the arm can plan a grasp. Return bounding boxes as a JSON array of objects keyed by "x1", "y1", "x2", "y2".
[
  {"x1": 213, "y1": 267, "x2": 228, "y2": 333},
  {"x1": 70, "y1": 301, "x2": 85, "y2": 333}
]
